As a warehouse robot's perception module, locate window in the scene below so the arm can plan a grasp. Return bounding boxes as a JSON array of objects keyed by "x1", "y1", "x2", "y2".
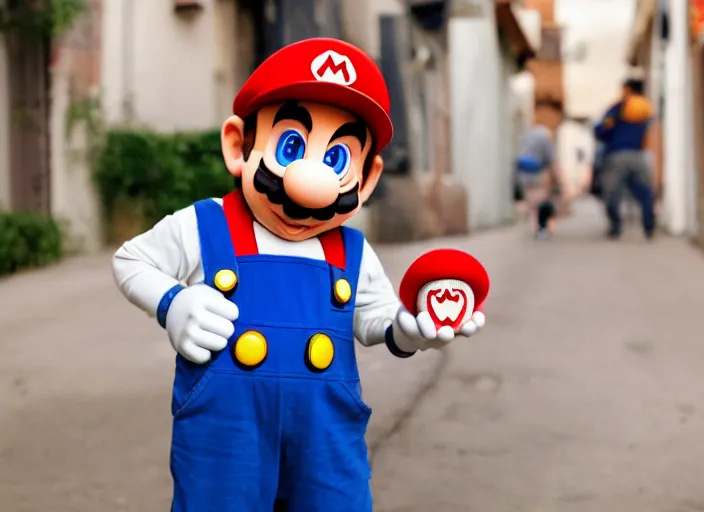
[{"x1": 537, "y1": 26, "x2": 562, "y2": 61}]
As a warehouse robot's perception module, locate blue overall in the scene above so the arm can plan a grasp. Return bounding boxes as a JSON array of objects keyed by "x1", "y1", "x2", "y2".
[{"x1": 169, "y1": 198, "x2": 372, "y2": 511}]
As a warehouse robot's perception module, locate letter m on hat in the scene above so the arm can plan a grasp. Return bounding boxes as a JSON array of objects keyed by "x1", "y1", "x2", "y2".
[{"x1": 311, "y1": 50, "x2": 357, "y2": 86}]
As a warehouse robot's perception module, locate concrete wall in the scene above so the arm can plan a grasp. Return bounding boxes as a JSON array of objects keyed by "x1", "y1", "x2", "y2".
[
  {"x1": 662, "y1": 0, "x2": 691, "y2": 235},
  {"x1": 449, "y1": 15, "x2": 514, "y2": 230},
  {"x1": 557, "y1": 120, "x2": 594, "y2": 194},
  {"x1": 556, "y1": 0, "x2": 635, "y2": 119},
  {"x1": 0, "y1": 32, "x2": 9, "y2": 210},
  {"x1": 511, "y1": 71, "x2": 536, "y2": 131},
  {"x1": 500, "y1": 50, "x2": 520, "y2": 217},
  {"x1": 50, "y1": 1, "x2": 104, "y2": 252},
  {"x1": 46, "y1": 0, "x2": 245, "y2": 251},
  {"x1": 685, "y1": 40, "x2": 699, "y2": 238},
  {"x1": 102, "y1": 0, "x2": 240, "y2": 130},
  {"x1": 339, "y1": 0, "x2": 405, "y2": 59}
]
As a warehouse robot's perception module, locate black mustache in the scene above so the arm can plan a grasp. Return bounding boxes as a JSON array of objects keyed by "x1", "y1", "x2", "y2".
[{"x1": 253, "y1": 159, "x2": 359, "y2": 221}]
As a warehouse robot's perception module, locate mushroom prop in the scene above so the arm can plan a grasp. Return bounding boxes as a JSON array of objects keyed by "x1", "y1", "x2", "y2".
[{"x1": 399, "y1": 249, "x2": 490, "y2": 332}]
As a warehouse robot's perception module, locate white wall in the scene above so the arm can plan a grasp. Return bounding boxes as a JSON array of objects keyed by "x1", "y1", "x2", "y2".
[
  {"x1": 662, "y1": 0, "x2": 690, "y2": 235},
  {"x1": 339, "y1": 0, "x2": 405, "y2": 59},
  {"x1": 449, "y1": 16, "x2": 513, "y2": 230},
  {"x1": 500, "y1": 51, "x2": 520, "y2": 218},
  {"x1": 510, "y1": 71, "x2": 536, "y2": 132},
  {"x1": 102, "y1": 0, "x2": 233, "y2": 130},
  {"x1": 647, "y1": 14, "x2": 664, "y2": 114},
  {"x1": 556, "y1": 0, "x2": 636, "y2": 119},
  {"x1": 48, "y1": 0, "x2": 243, "y2": 251},
  {"x1": 515, "y1": 6, "x2": 542, "y2": 51},
  {"x1": 0, "y1": 33, "x2": 10, "y2": 210},
  {"x1": 557, "y1": 120, "x2": 594, "y2": 194},
  {"x1": 50, "y1": 53, "x2": 103, "y2": 252},
  {"x1": 685, "y1": 53, "x2": 698, "y2": 238}
]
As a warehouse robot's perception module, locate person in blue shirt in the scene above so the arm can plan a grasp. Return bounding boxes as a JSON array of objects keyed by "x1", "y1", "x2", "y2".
[
  {"x1": 515, "y1": 123, "x2": 563, "y2": 240},
  {"x1": 593, "y1": 78, "x2": 655, "y2": 240}
]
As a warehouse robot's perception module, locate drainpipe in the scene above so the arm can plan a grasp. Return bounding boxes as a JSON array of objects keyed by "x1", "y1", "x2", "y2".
[{"x1": 121, "y1": 0, "x2": 135, "y2": 125}]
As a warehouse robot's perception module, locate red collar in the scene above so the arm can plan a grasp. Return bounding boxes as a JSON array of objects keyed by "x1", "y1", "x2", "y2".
[{"x1": 222, "y1": 190, "x2": 346, "y2": 270}]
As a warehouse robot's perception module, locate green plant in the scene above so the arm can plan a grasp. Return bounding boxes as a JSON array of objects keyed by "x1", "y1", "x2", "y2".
[
  {"x1": 94, "y1": 128, "x2": 233, "y2": 230},
  {"x1": 0, "y1": 211, "x2": 63, "y2": 276},
  {"x1": 0, "y1": 0, "x2": 87, "y2": 38},
  {"x1": 66, "y1": 95, "x2": 105, "y2": 167},
  {"x1": 50, "y1": 0, "x2": 86, "y2": 36}
]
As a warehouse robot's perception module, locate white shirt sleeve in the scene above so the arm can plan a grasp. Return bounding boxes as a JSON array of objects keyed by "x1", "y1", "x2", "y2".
[
  {"x1": 353, "y1": 239, "x2": 401, "y2": 347},
  {"x1": 112, "y1": 205, "x2": 203, "y2": 318}
]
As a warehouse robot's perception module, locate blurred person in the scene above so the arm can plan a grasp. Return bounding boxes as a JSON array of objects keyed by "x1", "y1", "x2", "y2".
[
  {"x1": 593, "y1": 78, "x2": 655, "y2": 240},
  {"x1": 589, "y1": 140, "x2": 605, "y2": 199},
  {"x1": 515, "y1": 123, "x2": 564, "y2": 240}
]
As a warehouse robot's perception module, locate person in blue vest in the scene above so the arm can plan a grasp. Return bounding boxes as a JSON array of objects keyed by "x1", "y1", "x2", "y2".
[
  {"x1": 111, "y1": 38, "x2": 487, "y2": 512},
  {"x1": 515, "y1": 123, "x2": 563, "y2": 240},
  {"x1": 593, "y1": 78, "x2": 655, "y2": 240}
]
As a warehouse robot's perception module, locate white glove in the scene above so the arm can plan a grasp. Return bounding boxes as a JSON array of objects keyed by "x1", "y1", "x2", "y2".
[
  {"x1": 391, "y1": 306, "x2": 486, "y2": 353},
  {"x1": 165, "y1": 284, "x2": 239, "y2": 364}
]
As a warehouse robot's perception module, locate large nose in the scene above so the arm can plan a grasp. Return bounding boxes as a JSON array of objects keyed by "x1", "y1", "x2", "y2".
[{"x1": 283, "y1": 160, "x2": 340, "y2": 209}]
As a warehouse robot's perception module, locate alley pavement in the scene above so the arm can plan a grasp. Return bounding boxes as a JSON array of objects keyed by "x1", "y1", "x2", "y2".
[
  {"x1": 2, "y1": 197, "x2": 704, "y2": 511},
  {"x1": 372, "y1": 199, "x2": 704, "y2": 512}
]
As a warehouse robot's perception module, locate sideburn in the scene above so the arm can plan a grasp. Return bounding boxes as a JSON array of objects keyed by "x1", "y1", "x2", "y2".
[{"x1": 233, "y1": 112, "x2": 258, "y2": 190}]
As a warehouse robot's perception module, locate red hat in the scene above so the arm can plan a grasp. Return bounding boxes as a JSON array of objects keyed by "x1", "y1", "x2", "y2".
[
  {"x1": 399, "y1": 249, "x2": 490, "y2": 315},
  {"x1": 233, "y1": 38, "x2": 393, "y2": 153}
]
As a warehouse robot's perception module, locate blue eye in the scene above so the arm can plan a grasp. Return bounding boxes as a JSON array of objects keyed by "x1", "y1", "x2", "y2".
[
  {"x1": 323, "y1": 143, "x2": 351, "y2": 178},
  {"x1": 275, "y1": 130, "x2": 306, "y2": 167}
]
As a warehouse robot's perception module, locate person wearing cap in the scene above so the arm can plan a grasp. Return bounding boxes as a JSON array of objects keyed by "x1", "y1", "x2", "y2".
[
  {"x1": 112, "y1": 38, "x2": 487, "y2": 512},
  {"x1": 593, "y1": 77, "x2": 656, "y2": 240}
]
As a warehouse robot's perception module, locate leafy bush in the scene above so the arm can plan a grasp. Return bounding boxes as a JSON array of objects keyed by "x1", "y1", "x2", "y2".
[
  {"x1": 0, "y1": 211, "x2": 63, "y2": 276},
  {"x1": 94, "y1": 129, "x2": 234, "y2": 230}
]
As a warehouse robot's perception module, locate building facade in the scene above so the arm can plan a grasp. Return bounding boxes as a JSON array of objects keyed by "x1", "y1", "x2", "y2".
[
  {"x1": 524, "y1": 0, "x2": 564, "y2": 135},
  {"x1": 1, "y1": 0, "x2": 538, "y2": 252},
  {"x1": 628, "y1": 0, "x2": 699, "y2": 239},
  {"x1": 447, "y1": 0, "x2": 536, "y2": 232},
  {"x1": 691, "y1": 0, "x2": 704, "y2": 248}
]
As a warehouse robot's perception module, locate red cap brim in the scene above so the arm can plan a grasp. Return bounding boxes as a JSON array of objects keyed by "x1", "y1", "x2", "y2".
[{"x1": 399, "y1": 249, "x2": 490, "y2": 315}]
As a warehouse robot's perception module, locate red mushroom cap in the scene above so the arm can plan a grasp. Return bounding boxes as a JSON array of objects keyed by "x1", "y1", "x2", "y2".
[{"x1": 399, "y1": 249, "x2": 490, "y2": 316}]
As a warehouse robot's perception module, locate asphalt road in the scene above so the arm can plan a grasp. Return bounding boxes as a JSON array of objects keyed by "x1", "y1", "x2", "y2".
[
  {"x1": 2, "y1": 198, "x2": 704, "y2": 512},
  {"x1": 372, "y1": 200, "x2": 704, "y2": 512}
]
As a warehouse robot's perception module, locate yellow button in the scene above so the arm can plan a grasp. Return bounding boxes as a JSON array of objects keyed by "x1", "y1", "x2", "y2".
[
  {"x1": 214, "y1": 269, "x2": 238, "y2": 293},
  {"x1": 334, "y1": 278, "x2": 352, "y2": 304},
  {"x1": 234, "y1": 331, "x2": 267, "y2": 367},
  {"x1": 307, "y1": 333, "x2": 334, "y2": 371}
]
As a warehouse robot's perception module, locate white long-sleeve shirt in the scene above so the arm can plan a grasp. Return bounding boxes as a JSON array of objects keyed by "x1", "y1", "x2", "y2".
[{"x1": 112, "y1": 199, "x2": 401, "y2": 347}]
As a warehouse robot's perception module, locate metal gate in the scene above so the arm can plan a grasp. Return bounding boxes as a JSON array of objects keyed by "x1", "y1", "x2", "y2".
[{"x1": 5, "y1": 1, "x2": 51, "y2": 214}]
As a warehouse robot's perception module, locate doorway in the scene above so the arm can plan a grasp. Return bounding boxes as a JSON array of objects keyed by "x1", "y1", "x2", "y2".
[{"x1": 5, "y1": 0, "x2": 51, "y2": 214}]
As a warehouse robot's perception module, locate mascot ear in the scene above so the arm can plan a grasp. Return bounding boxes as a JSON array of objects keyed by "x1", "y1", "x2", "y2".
[
  {"x1": 222, "y1": 116, "x2": 246, "y2": 177},
  {"x1": 359, "y1": 155, "x2": 384, "y2": 204}
]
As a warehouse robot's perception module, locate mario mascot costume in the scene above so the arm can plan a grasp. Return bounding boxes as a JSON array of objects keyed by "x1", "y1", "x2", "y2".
[{"x1": 112, "y1": 38, "x2": 488, "y2": 511}]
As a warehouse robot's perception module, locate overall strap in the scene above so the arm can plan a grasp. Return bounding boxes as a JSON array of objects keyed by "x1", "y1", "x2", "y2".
[
  {"x1": 223, "y1": 190, "x2": 258, "y2": 256},
  {"x1": 319, "y1": 228, "x2": 345, "y2": 269},
  {"x1": 193, "y1": 198, "x2": 238, "y2": 287},
  {"x1": 341, "y1": 226, "x2": 365, "y2": 289},
  {"x1": 327, "y1": 226, "x2": 365, "y2": 310}
]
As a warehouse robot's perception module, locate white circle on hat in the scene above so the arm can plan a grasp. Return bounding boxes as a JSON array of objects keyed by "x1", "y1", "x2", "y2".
[{"x1": 310, "y1": 50, "x2": 357, "y2": 86}]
